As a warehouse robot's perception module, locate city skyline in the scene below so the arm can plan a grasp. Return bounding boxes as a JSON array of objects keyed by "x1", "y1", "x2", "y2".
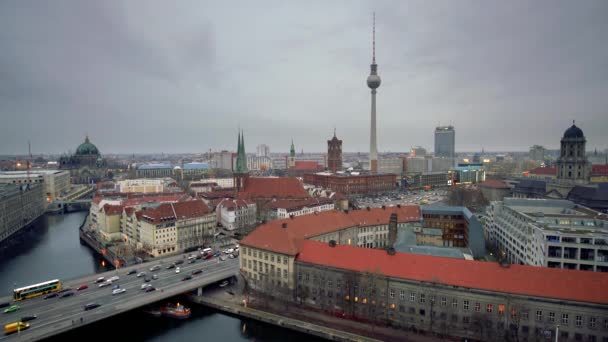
[{"x1": 1, "y1": 1, "x2": 608, "y2": 154}]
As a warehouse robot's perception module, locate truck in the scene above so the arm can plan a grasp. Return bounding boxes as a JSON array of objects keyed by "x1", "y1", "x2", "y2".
[{"x1": 4, "y1": 322, "x2": 30, "y2": 335}]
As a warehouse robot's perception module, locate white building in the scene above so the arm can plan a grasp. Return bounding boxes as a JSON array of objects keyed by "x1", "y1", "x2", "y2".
[
  {"x1": 210, "y1": 151, "x2": 234, "y2": 170},
  {"x1": 203, "y1": 178, "x2": 234, "y2": 189},
  {"x1": 247, "y1": 155, "x2": 272, "y2": 171},
  {"x1": 216, "y1": 198, "x2": 256, "y2": 231},
  {"x1": 266, "y1": 197, "x2": 335, "y2": 221},
  {"x1": 116, "y1": 178, "x2": 166, "y2": 193},
  {"x1": 486, "y1": 198, "x2": 608, "y2": 272}
]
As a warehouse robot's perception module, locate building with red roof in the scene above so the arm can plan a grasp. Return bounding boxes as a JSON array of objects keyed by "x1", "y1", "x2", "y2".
[
  {"x1": 303, "y1": 172, "x2": 396, "y2": 195},
  {"x1": 265, "y1": 197, "x2": 335, "y2": 221},
  {"x1": 527, "y1": 166, "x2": 557, "y2": 180},
  {"x1": 216, "y1": 198, "x2": 257, "y2": 231}
]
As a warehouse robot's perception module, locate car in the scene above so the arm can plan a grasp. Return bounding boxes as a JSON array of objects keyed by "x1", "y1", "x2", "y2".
[
  {"x1": 144, "y1": 277, "x2": 151, "y2": 283},
  {"x1": 99, "y1": 281, "x2": 112, "y2": 288},
  {"x1": 219, "y1": 255, "x2": 227, "y2": 261},
  {"x1": 3, "y1": 305, "x2": 19, "y2": 313},
  {"x1": 141, "y1": 283, "x2": 152, "y2": 290},
  {"x1": 127, "y1": 269, "x2": 137, "y2": 275},
  {"x1": 187, "y1": 255, "x2": 196, "y2": 260},
  {"x1": 76, "y1": 284, "x2": 88, "y2": 291},
  {"x1": 195, "y1": 255, "x2": 202, "y2": 260},
  {"x1": 136, "y1": 272, "x2": 146, "y2": 278},
  {"x1": 44, "y1": 293, "x2": 59, "y2": 299},
  {"x1": 149, "y1": 265, "x2": 161, "y2": 272},
  {"x1": 152, "y1": 274, "x2": 158, "y2": 280},
  {"x1": 175, "y1": 267, "x2": 180, "y2": 273},
  {"x1": 57, "y1": 288, "x2": 72, "y2": 294},
  {"x1": 144, "y1": 286, "x2": 156, "y2": 293},
  {"x1": 108, "y1": 276, "x2": 120, "y2": 282},
  {"x1": 174, "y1": 260, "x2": 184, "y2": 265},
  {"x1": 181, "y1": 275, "x2": 192, "y2": 281},
  {"x1": 213, "y1": 252, "x2": 221, "y2": 257},
  {"x1": 20, "y1": 315, "x2": 37, "y2": 322},
  {"x1": 60, "y1": 292, "x2": 74, "y2": 298},
  {"x1": 166, "y1": 264, "x2": 175, "y2": 269},
  {"x1": 0, "y1": 302, "x2": 10, "y2": 308},
  {"x1": 112, "y1": 284, "x2": 120, "y2": 290},
  {"x1": 95, "y1": 277, "x2": 105, "y2": 283},
  {"x1": 84, "y1": 303, "x2": 101, "y2": 311},
  {"x1": 188, "y1": 259, "x2": 196, "y2": 264},
  {"x1": 192, "y1": 269, "x2": 203, "y2": 275},
  {"x1": 204, "y1": 254, "x2": 213, "y2": 260},
  {"x1": 112, "y1": 288, "x2": 126, "y2": 295}
]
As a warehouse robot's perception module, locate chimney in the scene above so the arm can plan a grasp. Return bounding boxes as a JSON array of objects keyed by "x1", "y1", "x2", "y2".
[
  {"x1": 344, "y1": 209, "x2": 349, "y2": 214},
  {"x1": 387, "y1": 247, "x2": 396, "y2": 255},
  {"x1": 329, "y1": 240, "x2": 337, "y2": 247},
  {"x1": 282, "y1": 223, "x2": 288, "y2": 229},
  {"x1": 290, "y1": 214, "x2": 295, "y2": 220},
  {"x1": 382, "y1": 205, "x2": 386, "y2": 210},
  {"x1": 366, "y1": 206, "x2": 371, "y2": 211},
  {"x1": 397, "y1": 204, "x2": 401, "y2": 208}
]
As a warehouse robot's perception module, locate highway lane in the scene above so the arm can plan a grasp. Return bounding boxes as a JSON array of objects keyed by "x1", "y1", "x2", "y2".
[{"x1": 0, "y1": 252, "x2": 238, "y2": 340}]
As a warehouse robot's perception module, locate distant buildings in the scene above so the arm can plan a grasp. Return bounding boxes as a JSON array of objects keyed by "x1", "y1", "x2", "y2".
[
  {"x1": 529, "y1": 145, "x2": 545, "y2": 161},
  {"x1": 434, "y1": 125, "x2": 455, "y2": 159},
  {"x1": 303, "y1": 172, "x2": 396, "y2": 195},
  {"x1": 477, "y1": 180, "x2": 512, "y2": 202},
  {"x1": 448, "y1": 164, "x2": 486, "y2": 185},
  {"x1": 116, "y1": 179, "x2": 168, "y2": 193},
  {"x1": 136, "y1": 164, "x2": 174, "y2": 178},
  {"x1": 327, "y1": 130, "x2": 342, "y2": 173},
  {"x1": 59, "y1": 136, "x2": 107, "y2": 183},
  {"x1": 378, "y1": 157, "x2": 406, "y2": 175},
  {"x1": 256, "y1": 144, "x2": 270, "y2": 158},
  {"x1": 486, "y1": 198, "x2": 608, "y2": 272},
  {"x1": 410, "y1": 146, "x2": 427, "y2": 158},
  {"x1": 0, "y1": 183, "x2": 45, "y2": 243},
  {"x1": 210, "y1": 150, "x2": 234, "y2": 170}
]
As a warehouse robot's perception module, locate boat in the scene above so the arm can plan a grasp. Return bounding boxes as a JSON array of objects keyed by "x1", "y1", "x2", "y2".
[{"x1": 160, "y1": 302, "x2": 191, "y2": 319}]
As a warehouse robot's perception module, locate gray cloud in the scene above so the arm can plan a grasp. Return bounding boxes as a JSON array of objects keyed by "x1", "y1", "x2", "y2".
[{"x1": 1, "y1": 0, "x2": 607, "y2": 155}]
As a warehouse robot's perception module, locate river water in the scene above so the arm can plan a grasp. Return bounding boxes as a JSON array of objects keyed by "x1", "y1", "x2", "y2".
[{"x1": 0, "y1": 212, "x2": 323, "y2": 341}]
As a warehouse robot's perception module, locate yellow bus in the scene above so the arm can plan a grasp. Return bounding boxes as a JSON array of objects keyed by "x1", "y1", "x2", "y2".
[{"x1": 13, "y1": 279, "x2": 62, "y2": 301}]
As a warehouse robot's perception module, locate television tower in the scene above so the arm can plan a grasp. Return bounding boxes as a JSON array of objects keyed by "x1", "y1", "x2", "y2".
[{"x1": 367, "y1": 13, "x2": 381, "y2": 173}]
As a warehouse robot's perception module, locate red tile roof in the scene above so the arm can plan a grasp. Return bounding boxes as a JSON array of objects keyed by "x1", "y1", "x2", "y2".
[
  {"x1": 239, "y1": 177, "x2": 309, "y2": 200},
  {"x1": 140, "y1": 200, "x2": 211, "y2": 224},
  {"x1": 199, "y1": 190, "x2": 235, "y2": 200},
  {"x1": 591, "y1": 164, "x2": 608, "y2": 176},
  {"x1": 477, "y1": 180, "x2": 510, "y2": 189},
  {"x1": 240, "y1": 206, "x2": 421, "y2": 255},
  {"x1": 102, "y1": 204, "x2": 124, "y2": 215},
  {"x1": 267, "y1": 197, "x2": 334, "y2": 211},
  {"x1": 529, "y1": 167, "x2": 557, "y2": 175},
  {"x1": 296, "y1": 240, "x2": 608, "y2": 305},
  {"x1": 217, "y1": 198, "x2": 255, "y2": 211},
  {"x1": 124, "y1": 207, "x2": 135, "y2": 216},
  {"x1": 292, "y1": 161, "x2": 322, "y2": 171},
  {"x1": 121, "y1": 194, "x2": 185, "y2": 208}
]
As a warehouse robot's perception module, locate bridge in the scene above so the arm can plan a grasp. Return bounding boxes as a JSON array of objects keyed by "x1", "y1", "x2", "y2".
[
  {"x1": 47, "y1": 185, "x2": 96, "y2": 214},
  {"x1": 0, "y1": 253, "x2": 238, "y2": 341}
]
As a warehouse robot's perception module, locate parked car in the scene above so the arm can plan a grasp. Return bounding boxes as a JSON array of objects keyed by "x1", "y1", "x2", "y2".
[
  {"x1": 175, "y1": 267, "x2": 180, "y2": 273},
  {"x1": 174, "y1": 260, "x2": 184, "y2": 265},
  {"x1": 108, "y1": 276, "x2": 120, "y2": 282},
  {"x1": 149, "y1": 265, "x2": 161, "y2": 272},
  {"x1": 112, "y1": 284, "x2": 120, "y2": 290},
  {"x1": 152, "y1": 274, "x2": 158, "y2": 280},
  {"x1": 188, "y1": 259, "x2": 196, "y2": 264},
  {"x1": 219, "y1": 255, "x2": 227, "y2": 261},
  {"x1": 144, "y1": 277, "x2": 151, "y2": 283},
  {"x1": 141, "y1": 283, "x2": 152, "y2": 290},
  {"x1": 76, "y1": 284, "x2": 88, "y2": 291},
  {"x1": 99, "y1": 281, "x2": 112, "y2": 288},
  {"x1": 112, "y1": 288, "x2": 126, "y2": 295},
  {"x1": 166, "y1": 264, "x2": 175, "y2": 269}
]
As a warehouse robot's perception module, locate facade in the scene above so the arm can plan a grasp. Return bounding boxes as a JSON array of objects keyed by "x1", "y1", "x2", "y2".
[
  {"x1": 529, "y1": 145, "x2": 545, "y2": 161},
  {"x1": 0, "y1": 170, "x2": 70, "y2": 201},
  {"x1": 181, "y1": 163, "x2": 211, "y2": 180},
  {"x1": 303, "y1": 172, "x2": 396, "y2": 195},
  {"x1": 247, "y1": 155, "x2": 272, "y2": 171},
  {"x1": 407, "y1": 172, "x2": 449, "y2": 189},
  {"x1": 138, "y1": 200, "x2": 215, "y2": 257},
  {"x1": 59, "y1": 136, "x2": 107, "y2": 183},
  {"x1": 486, "y1": 198, "x2": 608, "y2": 272},
  {"x1": 216, "y1": 198, "x2": 257, "y2": 231},
  {"x1": 556, "y1": 122, "x2": 590, "y2": 183},
  {"x1": 378, "y1": 157, "x2": 406, "y2": 175},
  {"x1": 295, "y1": 241, "x2": 608, "y2": 342},
  {"x1": 117, "y1": 179, "x2": 165, "y2": 193},
  {"x1": 528, "y1": 167, "x2": 557, "y2": 181},
  {"x1": 449, "y1": 165, "x2": 486, "y2": 185},
  {"x1": 0, "y1": 184, "x2": 45, "y2": 243},
  {"x1": 136, "y1": 164, "x2": 174, "y2": 178},
  {"x1": 327, "y1": 131, "x2": 343, "y2": 173},
  {"x1": 434, "y1": 126, "x2": 455, "y2": 159},
  {"x1": 410, "y1": 146, "x2": 427, "y2": 158},
  {"x1": 257, "y1": 144, "x2": 270, "y2": 158},
  {"x1": 567, "y1": 184, "x2": 608, "y2": 214},
  {"x1": 266, "y1": 197, "x2": 335, "y2": 221},
  {"x1": 513, "y1": 180, "x2": 547, "y2": 199},
  {"x1": 210, "y1": 150, "x2": 234, "y2": 170}
]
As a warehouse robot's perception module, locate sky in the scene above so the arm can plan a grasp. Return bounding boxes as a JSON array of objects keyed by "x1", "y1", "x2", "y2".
[{"x1": 1, "y1": 1, "x2": 607, "y2": 155}]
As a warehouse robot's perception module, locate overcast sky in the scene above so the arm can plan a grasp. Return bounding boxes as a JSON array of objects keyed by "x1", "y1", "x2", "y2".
[{"x1": 1, "y1": 1, "x2": 607, "y2": 155}]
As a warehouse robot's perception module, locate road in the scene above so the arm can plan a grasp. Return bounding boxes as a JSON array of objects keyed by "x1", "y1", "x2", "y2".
[{"x1": 0, "y1": 252, "x2": 239, "y2": 341}]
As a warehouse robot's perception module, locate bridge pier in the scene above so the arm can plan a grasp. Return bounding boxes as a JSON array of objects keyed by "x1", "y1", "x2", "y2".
[{"x1": 197, "y1": 286, "x2": 203, "y2": 297}]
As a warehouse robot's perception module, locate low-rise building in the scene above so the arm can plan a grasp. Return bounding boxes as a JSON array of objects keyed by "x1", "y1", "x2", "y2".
[
  {"x1": 216, "y1": 198, "x2": 257, "y2": 231},
  {"x1": 407, "y1": 172, "x2": 449, "y2": 189},
  {"x1": 303, "y1": 172, "x2": 396, "y2": 195},
  {"x1": 116, "y1": 178, "x2": 167, "y2": 193},
  {"x1": 266, "y1": 197, "x2": 335, "y2": 221},
  {"x1": 136, "y1": 164, "x2": 174, "y2": 178},
  {"x1": 0, "y1": 184, "x2": 45, "y2": 243},
  {"x1": 0, "y1": 170, "x2": 70, "y2": 202},
  {"x1": 486, "y1": 198, "x2": 608, "y2": 272}
]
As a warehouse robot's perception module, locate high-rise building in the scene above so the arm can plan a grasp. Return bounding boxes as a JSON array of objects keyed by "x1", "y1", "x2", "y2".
[
  {"x1": 529, "y1": 145, "x2": 545, "y2": 161},
  {"x1": 434, "y1": 126, "x2": 455, "y2": 158},
  {"x1": 256, "y1": 144, "x2": 270, "y2": 158},
  {"x1": 367, "y1": 14, "x2": 381, "y2": 173},
  {"x1": 556, "y1": 121, "x2": 590, "y2": 182},
  {"x1": 327, "y1": 129, "x2": 342, "y2": 173}
]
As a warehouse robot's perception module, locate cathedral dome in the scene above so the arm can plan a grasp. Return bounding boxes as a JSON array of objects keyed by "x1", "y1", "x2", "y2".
[
  {"x1": 563, "y1": 123, "x2": 584, "y2": 139},
  {"x1": 76, "y1": 136, "x2": 99, "y2": 155}
]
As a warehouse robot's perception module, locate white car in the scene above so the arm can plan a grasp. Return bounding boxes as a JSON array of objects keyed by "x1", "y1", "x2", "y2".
[
  {"x1": 175, "y1": 267, "x2": 180, "y2": 273},
  {"x1": 99, "y1": 281, "x2": 112, "y2": 288},
  {"x1": 136, "y1": 272, "x2": 146, "y2": 278},
  {"x1": 108, "y1": 276, "x2": 120, "y2": 282},
  {"x1": 112, "y1": 288, "x2": 126, "y2": 295},
  {"x1": 141, "y1": 283, "x2": 152, "y2": 290},
  {"x1": 149, "y1": 265, "x2": 161, "y2": 272}
]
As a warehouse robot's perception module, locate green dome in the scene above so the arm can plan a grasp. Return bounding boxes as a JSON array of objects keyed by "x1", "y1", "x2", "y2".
[{"x1": 76, "y1": 136, "x2": 99, "y2": 155}]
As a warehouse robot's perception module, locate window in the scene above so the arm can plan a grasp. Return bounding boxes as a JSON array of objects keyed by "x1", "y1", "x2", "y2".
[
  {"x1": 283, "y1": 256, "x2": 287, "y2": 265},
  {"x1": 562, "y1": 313, "x2": 568, "y2": 325},
  {"x1": 576, "y1": 315, "x2": 582, "y2": 327},
  {"x1": 463, "y1": 316, "x2": 470, "y2": 324},
  {"x1": 452, "y1": 298, "x2": 458, "y2": 309},
  {"x1": 536, "y1": 310, "x2": 543, "y2": 322},
  {"x1": 283, "y1": 269, "x2": 288, "y2": 279},
  {"x1": 589, "y1": 317, "x2": 596, "y2": 329},
  {"x1": 328, "y1": 280, "x2": 333, "y2": 289},
  {"x1": 271, "y1": 255, "x2": 275, "y2": 262},
  {"x1": 305, "y1": 273, "x2": 309, "y2": 281},
  {"x1": 410, "y1": 293, "x2": 415, "y2": 302},
  {"x1": 420, "y1": 294, "x2": 425, "y2": 303},
  {"x1": 400, "y1": 290, "x2": 405, "y2": 300},
  {"x1": 522, "y1": 310, "x2": 529, "y2": 321},
  {"x1": 463, "y1": 300, "x2": 470, "y2": 311},
  {"x1": 389, "y1": 289, "x2": 395, "y2": 298},
  {"x1": 441, "y1": 297, "x2": 447, "y2": 306},
  {"x1": 549, "y1": 312, "x2": 555, "y2": 323},
  {"x1": 486, "y1": 304, "x2": 493, "y2": 313},
  {"x1": 475, "y1": 302, "x2": 481, "y2": 312}
]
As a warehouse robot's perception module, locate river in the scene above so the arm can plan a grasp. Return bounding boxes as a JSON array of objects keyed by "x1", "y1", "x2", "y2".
[{"x1": 0, "y1": 212, "x2": 323, "y2": 341}]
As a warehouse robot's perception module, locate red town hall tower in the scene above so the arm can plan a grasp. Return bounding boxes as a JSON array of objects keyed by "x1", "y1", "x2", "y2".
[{"x1": 327, "y1": 129, "x2": 342, "y2": 173}]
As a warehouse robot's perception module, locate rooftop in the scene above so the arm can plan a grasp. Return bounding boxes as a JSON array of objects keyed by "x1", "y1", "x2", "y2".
[
  {"x1": 477, "y1": 180, "x2": 511, "y2": 189},
  {"x1": 529, "y1": 166, "x2": 557, "y2": 175},
  {"x1": 238, "y1": 177, "x2": 309, "y2": 200},
  {"x1": 140, "y1": 200, "x2": 211, "y2": 224},
  {"x1": 267, "y1": 197, "x2": 334, "y2": 211},
  {"x1": 137, "y1": 164, "x2": 173, "y2": 170},
  {"x1": 240, "y1": 206, "x2": 421, "y2": 255},
  {"x1": 296, "y1": 240, "x2": 608, "y2": 305}
]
